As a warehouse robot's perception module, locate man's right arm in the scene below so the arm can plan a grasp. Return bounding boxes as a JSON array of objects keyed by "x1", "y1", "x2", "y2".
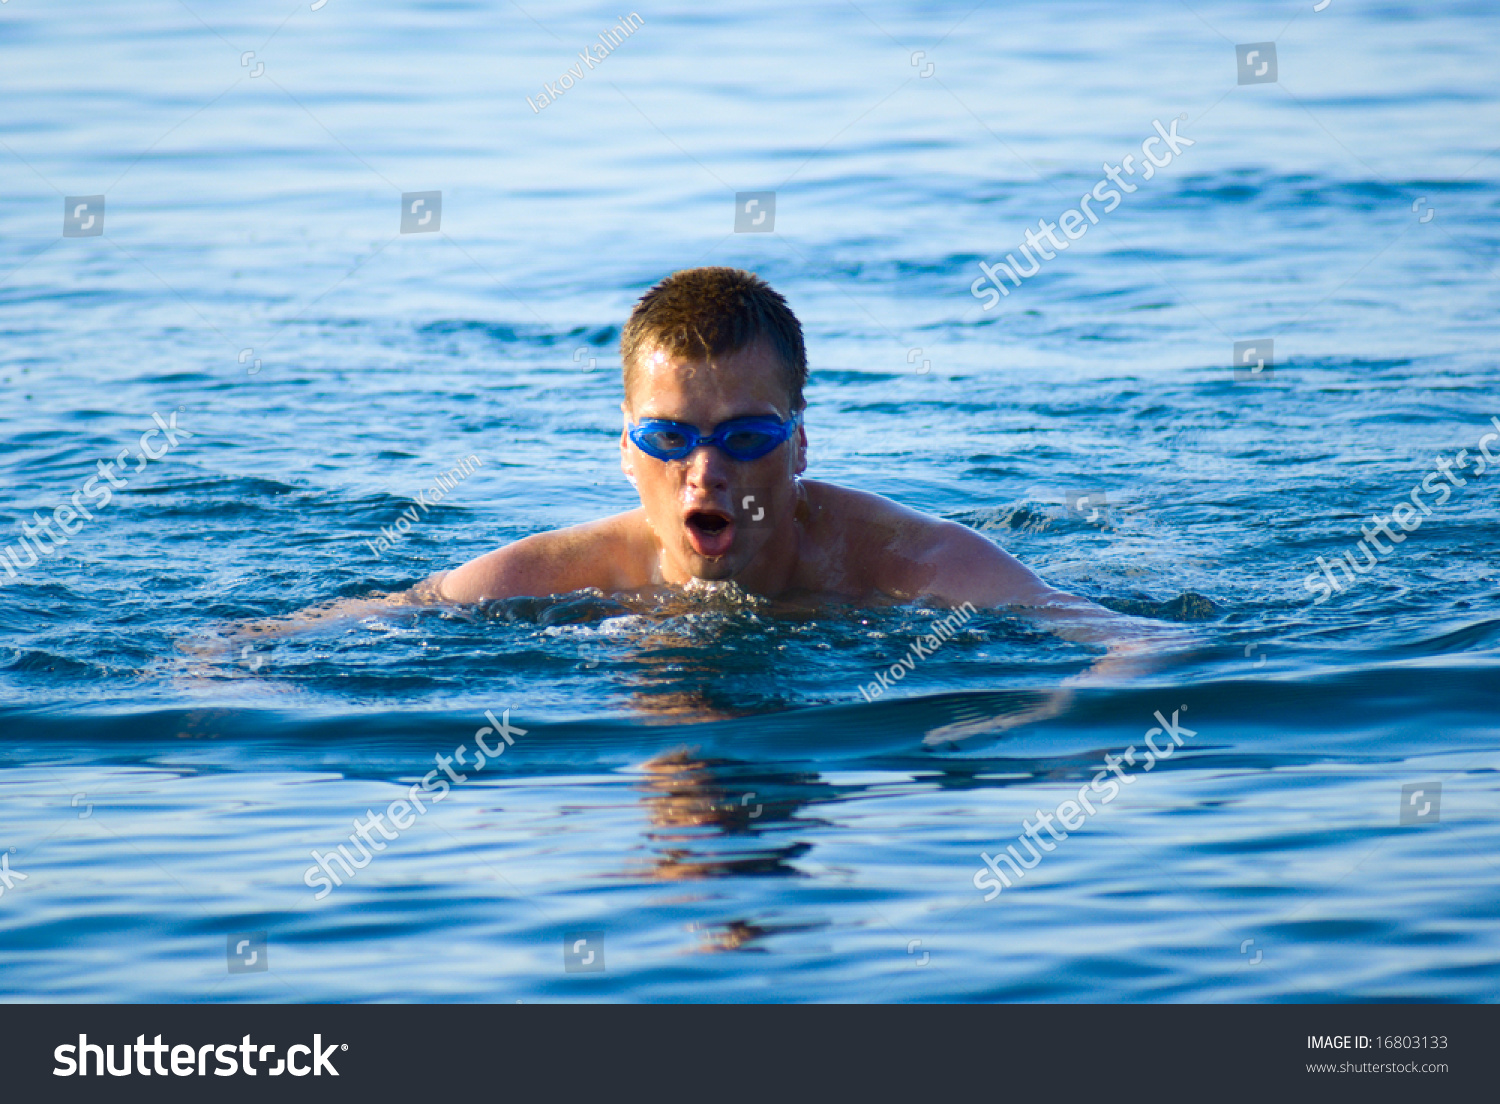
[
  {"x1": 437, "y1": 532, "x2": 562, "y2": 603},
  {"x1": 438, "y1": 512, "x2": 642, "y2": 603},
  {"x1": 177, "y1": 513, "x2": 642, "y2": 676}
]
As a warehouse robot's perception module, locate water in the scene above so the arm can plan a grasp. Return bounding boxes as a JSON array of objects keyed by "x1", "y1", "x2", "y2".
[{"x1": 2, "y1": 0, "x2": 1498, "y2": 1001}]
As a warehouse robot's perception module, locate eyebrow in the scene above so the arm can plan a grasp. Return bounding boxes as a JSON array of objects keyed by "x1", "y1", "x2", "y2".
[{"x1": 637, "y1": 410, "x2": 785, "y2": 425}]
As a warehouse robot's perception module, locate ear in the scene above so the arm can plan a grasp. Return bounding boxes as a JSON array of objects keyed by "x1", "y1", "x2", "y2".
[
  {"x1": 620, "y1": 404, "x2": 640, "y2": 488},
  {"x1": 792, "y1": 418, "x2": 808, "y2": 477}
]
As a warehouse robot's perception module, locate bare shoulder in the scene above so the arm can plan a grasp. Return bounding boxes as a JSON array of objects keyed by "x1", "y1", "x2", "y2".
[
  {"x1": 436, "y1": 510, "x2": 653, "y2": 603},
  {"x1": 806, "y1": 482, "x2": 1061, "y2": 608}
]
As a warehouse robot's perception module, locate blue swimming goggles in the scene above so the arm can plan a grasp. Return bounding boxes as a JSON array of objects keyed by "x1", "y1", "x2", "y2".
[{"x1": 628, "y1": 411, "x2": 801, "y2": 462}]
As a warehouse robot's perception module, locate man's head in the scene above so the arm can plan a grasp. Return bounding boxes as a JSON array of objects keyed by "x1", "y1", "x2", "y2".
[
  {"x1": 619, "y1": 268, "x2": 809, "y2": 585},
  {"x1": 620, "y1": 267, "x2": 807, "y2": 415}
]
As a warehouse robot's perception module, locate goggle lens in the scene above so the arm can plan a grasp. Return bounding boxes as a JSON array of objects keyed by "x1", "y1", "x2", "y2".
[
  {"x1": 630, "y1": 414, "x2": 799, "y2": 462},
  {"x1": 721, "y1": 428, "x2": 779, "y2": 458},
  {"x1": 638, "y1": 428, "x2": 693, "y2": 456}
]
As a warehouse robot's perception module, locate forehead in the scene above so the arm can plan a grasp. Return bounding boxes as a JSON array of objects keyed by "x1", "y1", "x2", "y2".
[{"x1": 626, "y1": 337, "x2": 791, "y2": 416}]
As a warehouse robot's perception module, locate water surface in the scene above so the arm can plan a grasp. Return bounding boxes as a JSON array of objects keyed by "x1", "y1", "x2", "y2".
[{"x1": 1, "y1": 0, "x2": 1498, "y2": 1001}]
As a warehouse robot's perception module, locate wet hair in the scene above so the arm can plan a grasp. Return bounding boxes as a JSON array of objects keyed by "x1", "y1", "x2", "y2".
[{"x1": 620, "y1": 267, "x2": 807, "y2": 412}]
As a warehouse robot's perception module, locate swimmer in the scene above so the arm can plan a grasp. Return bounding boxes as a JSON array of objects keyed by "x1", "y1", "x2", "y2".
[{"x1": 209, "y1": 266, "x2": 1189, "y2": 726}]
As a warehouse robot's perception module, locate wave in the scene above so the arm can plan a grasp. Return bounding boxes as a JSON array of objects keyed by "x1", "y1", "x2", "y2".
[{"x1": 3, "y1": 659, "x2": 1494, "y2": 774}]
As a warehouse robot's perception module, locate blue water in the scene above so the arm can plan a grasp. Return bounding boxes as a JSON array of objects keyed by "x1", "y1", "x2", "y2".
[{"x1": 2, "y1": 0, "x2": 1498, "y2": 1001}]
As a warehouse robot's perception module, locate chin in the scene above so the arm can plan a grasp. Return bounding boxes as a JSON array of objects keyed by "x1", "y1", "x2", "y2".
[
  {"x1": 681, "y1": 543, "x2": 750, "y2": 581},
  {"x1": 687, "y1": 555, "x2": 738, "y2": 581}
]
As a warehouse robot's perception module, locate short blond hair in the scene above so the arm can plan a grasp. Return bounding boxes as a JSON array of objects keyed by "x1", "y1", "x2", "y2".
[{"x1": 621, "y1": 267, "x2": 807, "y2": 411}]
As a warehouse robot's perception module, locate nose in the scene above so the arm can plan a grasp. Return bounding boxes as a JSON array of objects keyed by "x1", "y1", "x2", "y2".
[{"x1": 683, "y1": 443, "x2": 732, "y2": 493}]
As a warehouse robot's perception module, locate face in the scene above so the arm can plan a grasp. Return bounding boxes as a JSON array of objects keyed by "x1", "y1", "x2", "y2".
[{"x1": 621, "y1": 338, "x2": 806, "y2": 584}]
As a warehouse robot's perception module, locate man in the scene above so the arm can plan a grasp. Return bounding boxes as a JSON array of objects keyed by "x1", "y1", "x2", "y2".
[
  {"x1": 439, "y1": 266, "x2": 1077, "y2": 612},
  {"x1": 222, "y1": 267, "x2": 1176, "y2": 728}
]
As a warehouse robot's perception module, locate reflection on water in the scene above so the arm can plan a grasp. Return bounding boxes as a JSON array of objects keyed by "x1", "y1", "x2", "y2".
[
  {"x1": 634, "y1": 750, "x2": 827, "y2": 881},
  {"x1": 684, "y1": 917, "x2": 828, "y2": 955},
  {"x1": 636, "y1": 751, "x2": 846, "y2": 954}
]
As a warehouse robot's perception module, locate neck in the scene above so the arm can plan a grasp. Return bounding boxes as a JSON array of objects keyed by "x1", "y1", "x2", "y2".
[{"x1": 728, "y1": 523, "x2": 803, "y2": 598}]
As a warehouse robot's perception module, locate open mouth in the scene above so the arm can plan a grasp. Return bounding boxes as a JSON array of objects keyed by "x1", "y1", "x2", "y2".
[
  {"x1": 687, "y1": 510, "x2": 729, "y2": 535},
  {"x1": 684, "y1": 508, "x2": 735, "y2": 558}
]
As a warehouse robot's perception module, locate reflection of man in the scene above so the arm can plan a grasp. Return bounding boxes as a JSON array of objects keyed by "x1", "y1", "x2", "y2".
[
  {"x1": 636, "y1": 751, "x2": 815, "y2": 884},
  {"x1": 439, "y1": 266, "x2": 1082, "y2": 611}
]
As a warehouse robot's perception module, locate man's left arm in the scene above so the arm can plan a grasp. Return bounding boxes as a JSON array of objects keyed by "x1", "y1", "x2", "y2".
[
  {"x1": 896, "y1": 521, "x2": 1196, "y2": 742},
  {"x1": 897, "y1": 519, "x2": 1088, "y2": 613}
]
